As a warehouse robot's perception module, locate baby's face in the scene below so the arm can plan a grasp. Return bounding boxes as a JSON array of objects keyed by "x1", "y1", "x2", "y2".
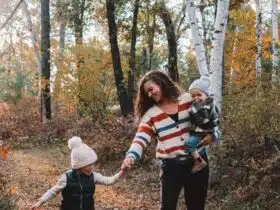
[
  {"x1": 79, "y1": 164, "x2": 94, "y2": 176},
  {"x1": 190, "y1": 89, "x2": 207, "y2": 104}
]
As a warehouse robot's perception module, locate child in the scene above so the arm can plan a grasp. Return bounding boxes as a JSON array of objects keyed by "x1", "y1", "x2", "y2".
[
  {"x1": 31, "y1": 136, "x2": 123, "y2": 210},
  {"x1": 185, "y1": 77, "x2": 220, "y2": 173}
]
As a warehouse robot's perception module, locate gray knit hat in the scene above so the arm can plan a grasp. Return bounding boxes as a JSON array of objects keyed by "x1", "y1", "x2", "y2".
[{"x1": 189, "y1": 76, "x2": 210, "y2": 96}]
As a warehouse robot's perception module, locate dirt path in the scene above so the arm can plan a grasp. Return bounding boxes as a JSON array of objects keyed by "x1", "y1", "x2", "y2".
[{"x1": 6, "y1": 148, "x2": 160, "y2": 210}]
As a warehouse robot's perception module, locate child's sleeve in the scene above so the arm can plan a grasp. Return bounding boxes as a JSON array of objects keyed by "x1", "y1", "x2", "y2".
[
  {"x1": 39, "y1": 173, "x2": 67, "y2": 202},
  {"x1": 93, "y1": 171, "x2": 122, "y2": 185}
]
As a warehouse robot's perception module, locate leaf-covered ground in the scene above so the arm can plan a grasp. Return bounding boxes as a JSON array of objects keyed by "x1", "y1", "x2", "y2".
[{"x1": 4, "y1": 146, "x2": 161, "y2": 210}]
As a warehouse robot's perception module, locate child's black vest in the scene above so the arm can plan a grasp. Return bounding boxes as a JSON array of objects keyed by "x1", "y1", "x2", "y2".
[{"x1": 61, "y1": 170, "x2": 95, "y2": 210}]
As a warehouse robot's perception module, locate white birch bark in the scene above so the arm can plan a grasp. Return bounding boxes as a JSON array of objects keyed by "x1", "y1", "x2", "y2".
[
  {"x1": 186, "y1": 0, "x2": 209, "y2": 76},
  {"x1": 209, "y1": 0, "x2": 230, "y2": 111},
  {"x1": 272, "y1": 0, "x2": 279, "y2": 83},
  {"x1": 230, "y1": 26, "x2": 239, "y2": 87},
  {"x1": 255, "y1": 0, "x2": 262, "y2": 78}
]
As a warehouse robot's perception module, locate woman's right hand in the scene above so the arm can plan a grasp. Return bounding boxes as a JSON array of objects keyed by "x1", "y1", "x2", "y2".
[{"x1": 121, "y1": 157, "x2": 135, "y2": 170}]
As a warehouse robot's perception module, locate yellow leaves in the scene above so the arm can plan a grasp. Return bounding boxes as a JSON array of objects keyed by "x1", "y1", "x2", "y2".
[
  {"x1": 0, "y1": 143, "x2": 8, "y2": 160},
  {"x1": 40, "y1": 78, "x2": 49, "y2": 89},
  {"x1": 67, "y1": 103, "x2": 74, "y2": 114},
  {"x1": 8, "y1": 186, "x2": 17, "y2": 195}
]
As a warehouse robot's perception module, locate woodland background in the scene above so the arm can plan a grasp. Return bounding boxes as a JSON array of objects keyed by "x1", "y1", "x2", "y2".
[{"x1": 0, "y1": 0, "x2": 280, "y2": 209}]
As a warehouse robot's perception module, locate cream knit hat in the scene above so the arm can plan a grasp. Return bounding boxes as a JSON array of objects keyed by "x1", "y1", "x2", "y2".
[{"x1": 68, "y1": 136, "x2": 98, "y2": 169}]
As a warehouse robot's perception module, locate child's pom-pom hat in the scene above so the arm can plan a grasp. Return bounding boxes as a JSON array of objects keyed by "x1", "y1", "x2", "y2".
[{"x1": 68, "y1": 136, "x2": 98, "y2": 169}]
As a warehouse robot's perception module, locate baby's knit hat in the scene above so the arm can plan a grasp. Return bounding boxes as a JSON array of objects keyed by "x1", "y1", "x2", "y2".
[
  {"x1": 68, "y1": 136, "x2": 98, "y2": 169},
  {"x1": 189, "y1": 76, "x2": 210, "y2": 96}
]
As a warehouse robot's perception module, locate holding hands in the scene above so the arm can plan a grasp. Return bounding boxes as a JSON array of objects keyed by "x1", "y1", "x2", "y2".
[{"x1": 121, "y1": 157, "x2": 135, "y2": 171}]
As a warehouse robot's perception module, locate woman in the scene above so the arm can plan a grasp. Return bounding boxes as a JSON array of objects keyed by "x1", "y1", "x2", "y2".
[{"x1": 121, "y1": 70, "x2": 212, "y2": 210}]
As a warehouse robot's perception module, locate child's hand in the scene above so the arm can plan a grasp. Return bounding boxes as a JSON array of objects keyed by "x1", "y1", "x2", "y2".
[
  {"x1": 121, "y1": 157, "x2": 135, "y2": 170},
  {"x1": 31, "y1": 200, "x2": 44, "y2": 210}
]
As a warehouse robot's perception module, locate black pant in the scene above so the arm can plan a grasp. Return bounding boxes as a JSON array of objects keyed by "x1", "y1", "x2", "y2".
[{"x1": 160, "y1": 154, "x2": 209, "y2": 210}]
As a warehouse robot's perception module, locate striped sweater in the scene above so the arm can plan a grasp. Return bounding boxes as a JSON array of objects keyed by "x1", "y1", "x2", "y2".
[{"x1": 126, "y1": 93, "x2": 208, "y2": 160}]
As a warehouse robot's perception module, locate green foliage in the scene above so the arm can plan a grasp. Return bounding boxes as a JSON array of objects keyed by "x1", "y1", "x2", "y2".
[
  {"x1": 0, "y1": 67, "x2": 30, "y2": 104},
  {"x1": 223, "y1": 83, "x2": 280, "y2": 144}
]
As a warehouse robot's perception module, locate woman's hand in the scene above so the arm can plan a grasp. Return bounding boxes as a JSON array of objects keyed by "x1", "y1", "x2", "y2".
[
  {"x1": 30, "y1": 200, "x2": 44, "y2": 210},
  {"x1": 197, "y1": 134, "x2": 213, "y2": 147},
  {"x1": 121, "y1": 157, "x2": 135, "y2": 171}
]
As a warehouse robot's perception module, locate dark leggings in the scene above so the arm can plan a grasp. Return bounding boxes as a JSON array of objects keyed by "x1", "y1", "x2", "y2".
[{"x1": 160, "y1": 154, "x2": 209, "y2": 210}]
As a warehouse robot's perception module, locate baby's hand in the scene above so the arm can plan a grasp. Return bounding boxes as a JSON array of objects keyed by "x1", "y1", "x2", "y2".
[{"x1": 31, "y1": 200, "x2": 44, "y2": 210}]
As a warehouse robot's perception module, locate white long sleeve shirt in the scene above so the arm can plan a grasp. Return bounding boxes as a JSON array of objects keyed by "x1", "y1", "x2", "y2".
[{"x1": 40, "y1": 171, "x2": 122, "y2": 202}]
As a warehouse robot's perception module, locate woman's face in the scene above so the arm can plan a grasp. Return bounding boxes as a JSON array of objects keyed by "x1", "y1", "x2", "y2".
[{"x1": 143, "y1": 81, "x2": 163, "y2": 103}]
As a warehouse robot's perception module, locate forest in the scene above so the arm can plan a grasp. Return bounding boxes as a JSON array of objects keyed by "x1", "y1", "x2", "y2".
[{"x1": 0, "y1": 0, "x2": 280, "y2": 209}]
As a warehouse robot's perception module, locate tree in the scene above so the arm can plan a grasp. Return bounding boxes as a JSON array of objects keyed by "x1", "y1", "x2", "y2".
[
  {"x1": 40, "y1": 0, "x2": 51, "y2": 120},
  {"x1": 255, "y1": 0, "x2": 262, "y2": 78},
  {"x1": 157, "y1": 0, "x2": 178, "y2": 82},
  {"x1": 271, "y1": 0, "x2": 278, "y2": 83},
  {"x1": 209, "y1": 0, "x2": 230, "y2": 111},
  {"x1": 186, "y1": 0, "x2": 209, "y2": 77},
  {"x1": 127, "y1": 0, "x2": 140, "y2": 111},
  {"x1": 106, "y1": 0, "x2": 133, "y2": 117}
]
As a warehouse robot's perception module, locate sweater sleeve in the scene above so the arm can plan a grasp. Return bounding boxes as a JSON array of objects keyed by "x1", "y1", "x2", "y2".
[
  {"x1": 93, "y1": 171, "x2": 122, "y2": 185},
  {"x1": 126, "y1": 113, "x2": 155, "y2": 160},
  {"x1": 39, "y1": 173, "x2": 67, "y2": 202}
]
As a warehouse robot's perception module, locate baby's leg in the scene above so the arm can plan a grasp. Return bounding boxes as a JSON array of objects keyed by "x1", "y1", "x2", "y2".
[
  {"x1": 185, "y1": 135, "x2": 201, "y2": 158},
  {"x1": 185, "y1": 135, "x2": 207, "y2": 173}
]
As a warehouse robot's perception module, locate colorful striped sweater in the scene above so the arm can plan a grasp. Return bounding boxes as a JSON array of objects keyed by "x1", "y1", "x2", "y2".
[{"x1": 126, "y1": 93, "x2": 208, "y2": 160}]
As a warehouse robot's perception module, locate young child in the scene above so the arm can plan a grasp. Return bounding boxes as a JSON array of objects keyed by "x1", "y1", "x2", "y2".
[
  {"x1": 185, "y1": 77, "x2": 220, "y2": 173},
  {"x1": 31, "y1": 136, "x2": 123, "y2": 210}
]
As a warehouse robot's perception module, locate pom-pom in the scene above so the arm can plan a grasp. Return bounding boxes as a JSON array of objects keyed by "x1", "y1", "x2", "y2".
[{"x1": 68, "y1": 136, "x2": 83, "y2": 150}]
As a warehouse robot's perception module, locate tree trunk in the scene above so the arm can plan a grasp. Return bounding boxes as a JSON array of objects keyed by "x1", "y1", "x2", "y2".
[
  {"x1": 186, "y1": 0, "x2": 209, "y2": 77},
  {"x1": 106, "y1": 0, "x2": 132, "y2": 117},
  {"x1": 230, "y1": 26, "x2": 238, "y2": 89},
  {"x1": 147, "y1": 13, "x2": 156, "y2": 71},
  {"x1": 127, "y1": 0, "x2": 140, "y2": 113},
  {"x1": 40, "y1": 0, "x2": 51, "y2": 120},
  {"x1": 256, "y1": 0, "x2": 262, "y2": 78},
  {"x1": 158, "y1": 2, "x2": 178, "y2": 82},
  {"x1": 209, "y1": 0, "x2": 229, "y2": 111},
  {"x1": 140, "y1": 47, "x2": 148, "y2": 75},
  {"x1": 272, "y1": 0, "x2": 278, "y2": 83}
]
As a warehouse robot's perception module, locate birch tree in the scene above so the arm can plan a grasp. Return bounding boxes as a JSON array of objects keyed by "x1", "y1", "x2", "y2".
[
  {"x1": 209, "y1": 0, "x2": 230, "y2": 111},
  {"x1": 255, "y1": 0, "x2": 262, "y2": 78},
  {"x1": 186, "y1": 0, "x2": 209, "y2": 77},
  {"x1": 272, "y1": 0, "x2": 278, "y2": 83}
]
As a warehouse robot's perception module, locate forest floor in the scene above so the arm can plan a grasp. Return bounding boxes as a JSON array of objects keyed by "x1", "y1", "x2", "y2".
[
  {"x1": 3, "y1": 142, "x2": 280, "y2": 210},
  {"x1": 3, "y1": 145, "x2": 162, "y2": 210}
]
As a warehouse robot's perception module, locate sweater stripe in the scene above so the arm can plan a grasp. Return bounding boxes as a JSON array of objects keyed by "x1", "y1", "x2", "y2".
[
  {"x1": 156, "y1": 145, "x2": 185, "y2": 154},
  {"x1": 178, "y1": 102, "x2": 192, "y2": 111},
  {"x1": 160, "y1": 128, "x2": 188, "y2": 141},
  {"x1": 137, "y1": 125, "x2": 154, "y2": 137},
  {"x1": 135, "y1": 135, "x2": 149, "y2": 145},
  {"x1": 127, "y1": 151, "x2": 140, "y2": 160},
  {"x1": 150, "y1": 113, "x2": 168, "y2": 123},
  {"x1": 133, "y1": 140, "x2": 145, "y2": 148}
]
